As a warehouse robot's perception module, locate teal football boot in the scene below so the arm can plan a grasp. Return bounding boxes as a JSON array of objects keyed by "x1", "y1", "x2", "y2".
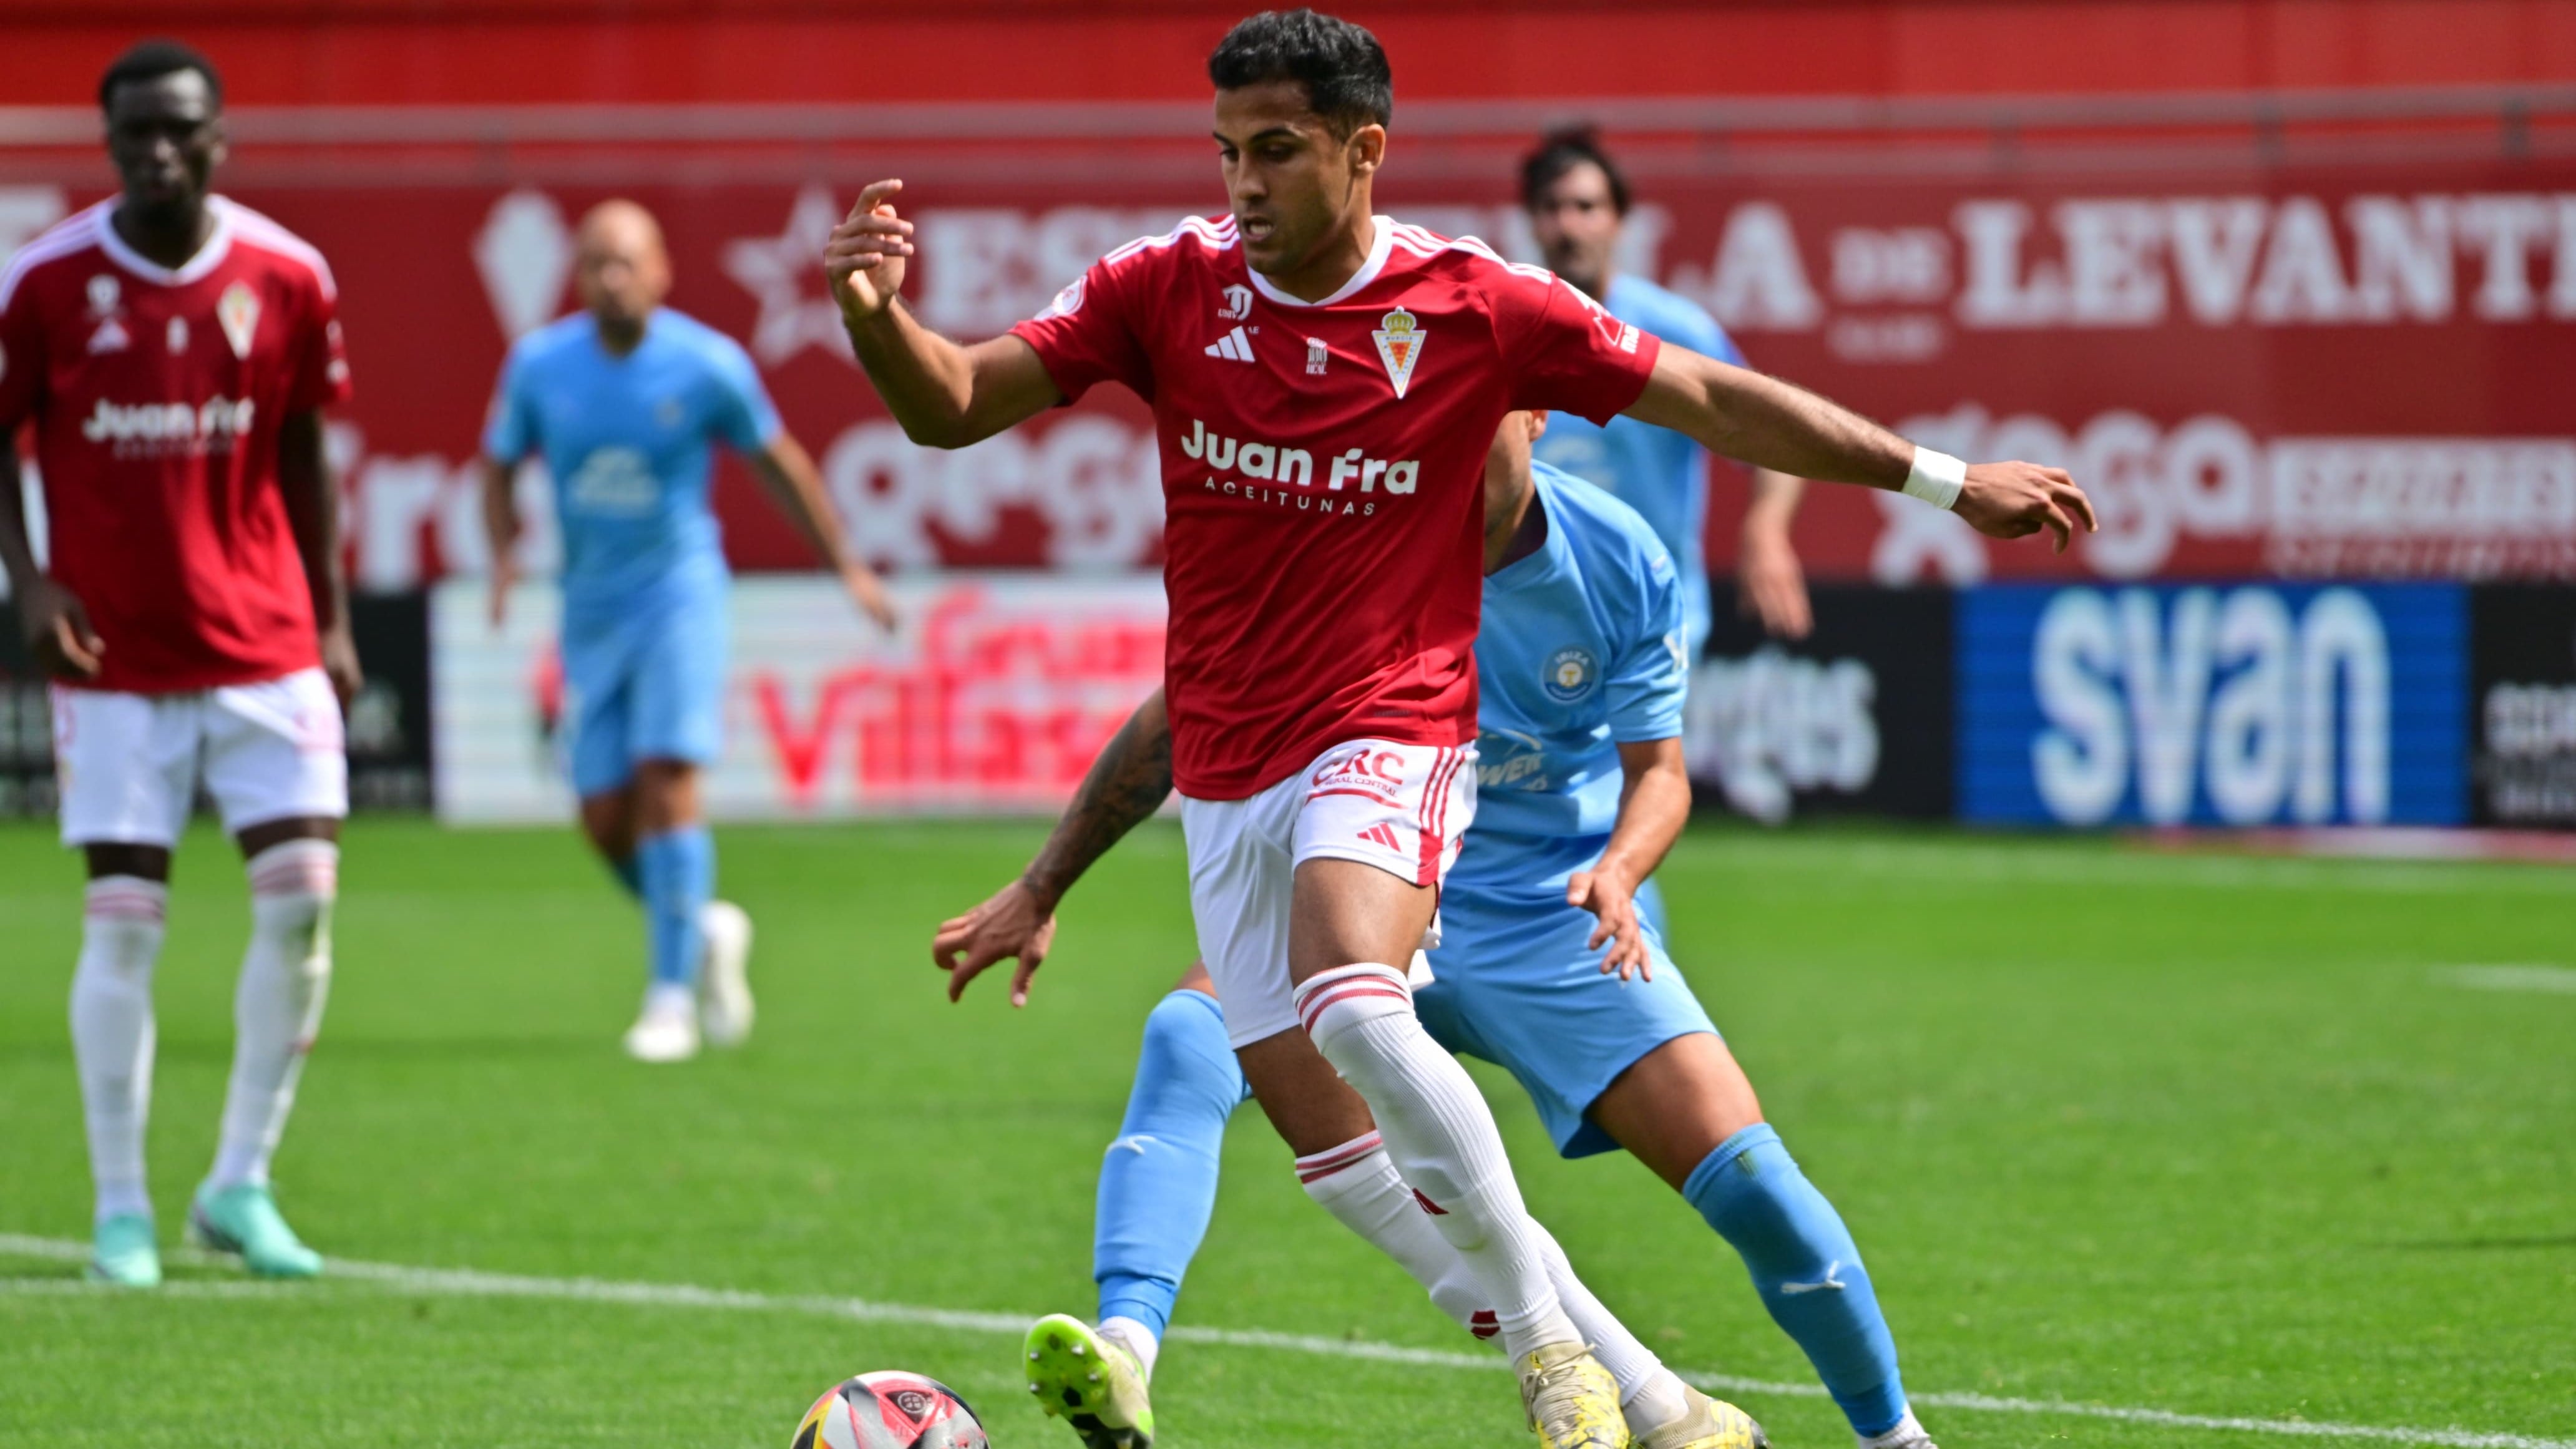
[
  {"x1": 187, "y1": 1182, "x2": 323, "y2": 1279},
  {"x1": 87, "y1": 1212, "x2": 160, "y2": 1287}
]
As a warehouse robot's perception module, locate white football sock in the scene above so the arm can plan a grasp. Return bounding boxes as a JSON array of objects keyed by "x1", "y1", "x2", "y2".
[
  {"x1": 1292, "y1": 1125, "x2": 1676, "y2": 1422},
  {"x1": 208, "y1": 841, "x2": 338, "y2": 1192},
  {"x1": 71, "y1": 877, "x2": 167, "y2": 1223},
  {"x1": 1860, "y1": 1409, "x2": 1929, "y2": 1448},
  {"x1": 1297, "y1": 1130, "x2": 1493, "y2": 1333},
  {"x1": 1530, "y1": 1219, "x2": 1694, "y2": 1433},
  {"x1": 1096, "y1": 1315, "x2": 1159, "y2": 1382},
  {"x1": 1295, "y1": 964, "x2": 1577, "y2": 1359}
]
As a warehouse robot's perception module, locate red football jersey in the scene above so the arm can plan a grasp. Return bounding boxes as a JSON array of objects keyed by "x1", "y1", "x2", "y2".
[
  {"x1": 1012, "y1": 216, "x2": 1661, "y2": 799},
  {"x1": 0, "y1": 197, "x2": 351, "y2": 694}
]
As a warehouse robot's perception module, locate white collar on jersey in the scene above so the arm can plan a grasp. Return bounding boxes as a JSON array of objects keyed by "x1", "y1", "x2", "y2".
[
  {"x1": 1242, "y1": 213, "x2": 1397, "y2": 309},
  {"x1": 94, "y1": 194, "x2": 238, "y2": 288}
]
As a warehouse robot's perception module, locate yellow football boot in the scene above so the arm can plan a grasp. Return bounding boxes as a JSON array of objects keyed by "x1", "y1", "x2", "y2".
[{"x1": 1518, "y1": 1342, "x2": 1631, "y2": 1449}]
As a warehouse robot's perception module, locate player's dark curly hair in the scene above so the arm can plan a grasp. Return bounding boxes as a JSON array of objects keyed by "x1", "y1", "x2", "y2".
[
  {"x1": 1520, "y1": 127, "x2": 1630, "y2": 216},
  {"x1": 1207, "y1": 9, "x2": 1392, "y2": 139},
  {"x1": 99, "y1": 37, "x2": 223, "y2": 113}
]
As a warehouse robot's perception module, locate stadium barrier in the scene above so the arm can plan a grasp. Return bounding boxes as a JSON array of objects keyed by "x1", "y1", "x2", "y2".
[
  {"x1": 2, "y1": 575, "x2": 2564, "y2": 832},
  {"x1": 1693, "y1": 579, "x2": 2571, "y2": 831},
  {"x1": 428, "y1": 575, "x2": 1164, "y2": 823},
  {"x1": 0, "y1": 591, "x2": 429, "y2": 821}
]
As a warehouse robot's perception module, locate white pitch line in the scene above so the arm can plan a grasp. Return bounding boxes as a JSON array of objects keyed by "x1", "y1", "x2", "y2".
[
  {"x1": 2, "y1": 1235, "x2": 2565, "y2": 1449},
  {"x1": 2436, "y1": 965, "x2": 2576, "y2": 995}
]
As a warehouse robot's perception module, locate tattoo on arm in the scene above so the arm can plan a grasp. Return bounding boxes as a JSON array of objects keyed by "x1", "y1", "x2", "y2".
[{"x1": 1023, "y1": 693, "x2": 1174, "y2": 909}]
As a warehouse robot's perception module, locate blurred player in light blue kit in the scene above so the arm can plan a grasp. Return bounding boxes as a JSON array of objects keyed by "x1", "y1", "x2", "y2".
[
  {"x1": 1522, "y1": 127, "x2": 1813, "y2": 660},
  {"x1": 939, "y1": 417, "x2": 1934, "y2": 1449},
  {"x1": 480, "y1": 200, "x2": 894, "y2": 1062},
  {"x1": 1523, "y1": 128, "x2": 1813, "y2": 941}
]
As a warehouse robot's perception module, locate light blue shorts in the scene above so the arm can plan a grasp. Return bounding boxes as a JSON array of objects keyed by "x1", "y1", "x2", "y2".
[
  {"x1": 559, "y1": 587, "x2": 728, "y2": 798},
  {"x1": 1416, "y1": 878, "x2": 1717, "y2": 1159}
]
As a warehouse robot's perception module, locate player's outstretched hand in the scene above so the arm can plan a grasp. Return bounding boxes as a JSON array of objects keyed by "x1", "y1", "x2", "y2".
[
  {"x1": 826, "y1": 180, "x2": 915, "y2": 323},
  {"x1": 17, "y1": 576, "x2": 104, "y2": 681},
  {"x1": 487, "y1": 553, "x2": 518, "y2": 630},
  {"x1": 1568, "y1": 867, "x2": 1653, "y2": 982},
  {"x1": 320, "y1": 618, "x2": 364, "y2": 707},
  {"x1": 841, "y1": 562, "x2": 899, "y2": 633},
  {"x1": 1737, "y1": 524, "x2": 1813, "y2": 640},
  {"x1": 1954, "y1": 461, "x2": 2098, "y2": 554},
  {"x1": 932, "y1": 877, "x2": 1058, "y2": 1008}
]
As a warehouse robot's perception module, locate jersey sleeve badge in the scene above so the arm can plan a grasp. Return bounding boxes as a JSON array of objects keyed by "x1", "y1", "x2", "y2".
[{"x1": 1372, "y1": 306, "x2": 1425, "y2": 398}]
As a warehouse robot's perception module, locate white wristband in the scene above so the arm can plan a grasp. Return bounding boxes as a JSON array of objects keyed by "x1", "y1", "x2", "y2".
[{"x1": 1903, "y1": 447, "x2": 1967, "y2": 510}]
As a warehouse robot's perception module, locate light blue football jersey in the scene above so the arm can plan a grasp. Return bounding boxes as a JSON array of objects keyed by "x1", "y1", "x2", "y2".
[
  {"x1": 1529, "y1": 272, "x2": 1740, "y2": 656},
  {"x1": 483, "y1": 309, "x2": 781, "y2": 618},
  {"x1": 1453, "y1": 461, "x2": 1687, "y2": 899}
]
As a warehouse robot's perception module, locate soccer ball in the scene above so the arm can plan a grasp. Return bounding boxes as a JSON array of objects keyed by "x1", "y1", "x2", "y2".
[{"x1": 791, "y1": 1372, "x2": 988, "y2": 1449}]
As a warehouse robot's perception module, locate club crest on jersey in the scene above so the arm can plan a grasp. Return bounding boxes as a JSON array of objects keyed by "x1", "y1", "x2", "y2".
[
  {"x1": 1305, "y1": 336, "x2": 1329, "y2": 375},
  {"x1": 1219, "y1": 284, "x2": 1253, "y2": 320},
  {"x1": 85, "y1": 274, "x2": 120, "y2": 319},
  {"x1": 218, "y1": 282, "x2": 261, "y2": 359},
  {"x1": 1372, "y1": 306, "x2": 1424, "y2": 398},
  {"x1": 1037, "y1": 275, "x2": 1085, "y2": 320},
  {"x1": 165, "y1": 317, "x2": 189, "y2": 354},
  {"x1": 1543, "y1": 646, "x2": 1598, "y2": 703}
]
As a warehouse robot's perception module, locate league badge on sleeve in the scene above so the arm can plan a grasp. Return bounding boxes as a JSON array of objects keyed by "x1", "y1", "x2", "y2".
[
  {"x1": 218, "y1": 282, "x2": 261, "y2": 360},
  {"x1": 1372, "y1": 306, "x2": 1425, "y2": 398}
]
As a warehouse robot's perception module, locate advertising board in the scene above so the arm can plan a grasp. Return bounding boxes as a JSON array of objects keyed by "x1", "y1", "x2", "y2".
[
  {"x1": 1957, "y1": 582, "x2": 2468, "y2": 827},
  {"x1": 2469, "y1": 585, "x2": 2576, "y2": 828},
  {"x1": 431, "y1": 574, "x2": 1165, "y2": 822},
  {"x1": 1687, "y1": 585, "x2": 1953, "y2": 821}
]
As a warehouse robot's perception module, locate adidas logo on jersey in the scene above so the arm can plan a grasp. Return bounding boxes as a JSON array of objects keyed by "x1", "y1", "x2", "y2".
[
  {"x1": 1355, "y1": 822, "x2": 1403, "y2": 851},
  {"x1": 1204, "y1": 325, "x2": 1254, "y2": 363}
]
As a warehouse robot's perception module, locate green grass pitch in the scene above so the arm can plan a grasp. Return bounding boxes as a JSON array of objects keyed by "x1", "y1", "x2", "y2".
[{"x1": 1, "y1": 816, "x2": 2570, "y2": 1448}]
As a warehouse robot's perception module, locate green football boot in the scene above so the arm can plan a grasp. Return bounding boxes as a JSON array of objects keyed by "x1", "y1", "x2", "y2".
[
  {"x1": 1023, "y1": 1313, "x2": 1154, "y2": 1448},
  {"x1": 87, "y1": 1212, "x2": 161, "y2": 1288},
  {"x1": 187, "y1": 1181, "x2": 323, "y2": 1279}
]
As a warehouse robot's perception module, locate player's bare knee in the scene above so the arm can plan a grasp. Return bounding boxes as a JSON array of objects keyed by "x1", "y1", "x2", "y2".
[
  {"x1": 578, "y1": 788, "x2": 637, "y2": 859},
  {"x1": 630, "y1": 759, "x2": 703, "y2": 835},
  {"x1": 82, "y1": 842, "x2": 172, "y2": 884},
  {"x1": 1593, "y1": 1032, "x2": 1764, "y2": 1189}
]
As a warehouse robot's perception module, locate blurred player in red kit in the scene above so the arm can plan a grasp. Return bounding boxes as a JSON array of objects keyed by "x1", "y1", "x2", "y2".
[{"x1": 0, "y1": 40, "x2": 358, "y2": 1288}]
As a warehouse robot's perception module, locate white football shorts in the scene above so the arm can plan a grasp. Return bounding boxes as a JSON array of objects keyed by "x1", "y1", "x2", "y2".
[
  {"x1": 52, "y1": 667, "x2": 348, "y2": 848},
  {"x1": 1180, "y1": 738, "x2": 1476, "y2": 1049}
]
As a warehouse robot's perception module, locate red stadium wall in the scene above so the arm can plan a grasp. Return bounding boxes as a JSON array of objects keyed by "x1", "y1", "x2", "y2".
[
  {"x1": 5, "y1": 1, "x2": 2575, "y2": 105},
  {"x1": 7, "y1": 1, "x2": 2575, "y2": 588}
]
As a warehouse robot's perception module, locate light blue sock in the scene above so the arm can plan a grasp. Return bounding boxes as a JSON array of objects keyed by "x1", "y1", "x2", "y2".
[
  {"x1": 634, "y1": 826, "x2": 713, "y2": 990},
  {"x1": 606, "y1": 853, "x2": 643, "y2": 901},
  {"x1": 1095, "y1": 990, "x2": 1250, "y2": 1339},
  {"x1": 1684, "y1": 1123, "x2": 1908, "y2": 1438}
]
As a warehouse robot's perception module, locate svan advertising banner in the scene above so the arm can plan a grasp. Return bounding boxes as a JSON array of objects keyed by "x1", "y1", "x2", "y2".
[
  {"x1": 1956, "y1": 583, "x2": 2469, "y2": 828},
  {"x1": 7, "y1": 156, "x2": 2570, "y2": 592}
]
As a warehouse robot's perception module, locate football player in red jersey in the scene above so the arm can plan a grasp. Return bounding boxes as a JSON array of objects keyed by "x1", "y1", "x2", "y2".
[
  {"x1": 827, "y1": 12, "x2": 2092, "y2": 1447},
  {"x1": 0, "y1": 41, "x2": 357, "y2": 1288}
]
